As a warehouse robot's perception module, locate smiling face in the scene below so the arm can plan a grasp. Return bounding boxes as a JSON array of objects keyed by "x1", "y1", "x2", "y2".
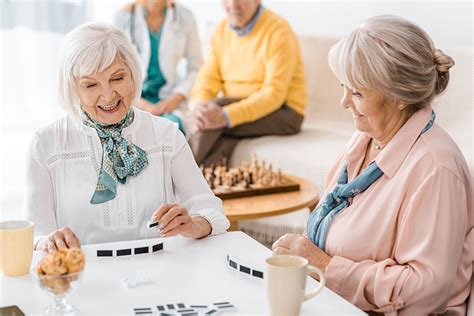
[
  {"x1": 340, "y1": 85, "x2": 404, "y2": 140},
  {"x1": 76, "y1": 59, "x2": 134, "y2": 124}
]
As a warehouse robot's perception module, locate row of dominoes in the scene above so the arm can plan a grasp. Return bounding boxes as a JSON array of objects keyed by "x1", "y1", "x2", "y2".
[
  {"x1": 133, "y1": 302, "x2": 235, "y2": 315},
  {"x1": 97, "y1": 242, "x2": 163, "y2": 257},
  {"x1": 226, "y1": 255, "x2": 264, "y2": 279}
]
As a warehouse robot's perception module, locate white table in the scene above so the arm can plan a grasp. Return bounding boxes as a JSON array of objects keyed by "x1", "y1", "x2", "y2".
[{"x1": 0, "y1": 232, "x2": 365, "y2": 315}]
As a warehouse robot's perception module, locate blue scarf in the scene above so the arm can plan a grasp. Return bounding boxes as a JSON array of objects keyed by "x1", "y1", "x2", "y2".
[
  {"x1": 307, "y1": 111, "x2": 436, "y2": 250},
  {"x1": 82, "y1": 109, "x2": 148, "y2": 204}
]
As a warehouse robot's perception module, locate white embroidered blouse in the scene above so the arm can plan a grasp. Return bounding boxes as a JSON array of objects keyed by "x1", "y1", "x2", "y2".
[{"x1": 24, "y1": 109, "x2": 229, "y2": 245}]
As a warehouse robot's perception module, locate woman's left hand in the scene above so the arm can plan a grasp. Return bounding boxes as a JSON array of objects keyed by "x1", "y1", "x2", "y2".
[
  {"x1": 151, "y1": 203, "x2": 212, "y2": 238},
  {"x1": 152, "y1": 93, "x2": 185, "y2": 116},
  {"x1": 272, "y1": 233, "x2": 332, "y2": 272}
]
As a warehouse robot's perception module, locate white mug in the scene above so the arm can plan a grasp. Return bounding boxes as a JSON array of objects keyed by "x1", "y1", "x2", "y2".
[{"x1": 265, "y1": 255, "x2": 326, "y2": 316}]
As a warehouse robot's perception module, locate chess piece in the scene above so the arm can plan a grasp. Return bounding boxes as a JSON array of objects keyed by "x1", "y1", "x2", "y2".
[
  {"x1": 204, "y1": 167, "x2": 214, "y2": 187},
  {"x1": 237, "y1": 168, "x2": 244, "y2": 182},
  {"x1": 222, "y1": 157, "x2": 228, "y2": 170},
  {"x1": 258, "y1": 163, "x2": 266, "y2": 185},
  {"x1": 251, "y1": 154, "x2": 257, "y2": 166},
  {"x1": 268, "y1": 164, "x2": 275, "y2": 186},
  {"x1": 213, "y1": 166, "x2": 223, "y2": 187},
  {"x1": 252, "y1": 166, "x2": 259, "y2": 183},
  {"x1": 223, "y1": 173, "x2": 233, "y2": 189},
  {"x1": 250, "y1": 154, "x2": 259, "y2": 183},
  {"x1": 248, "y1": 171, "x2": 254, "y2": 185}
]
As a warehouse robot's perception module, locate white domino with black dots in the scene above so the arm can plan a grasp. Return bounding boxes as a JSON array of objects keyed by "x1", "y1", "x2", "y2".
[
  {"x1": 96, "y1": 242, "x2": 164, "y2": 257},
  {"x1": 147, "y1": 220, "x2": 160, "y2": 229},
  {"x1": 133, "y1": 302, "x2": 236, "y2": 315},
  {"x1": 226, "y1": 254, "x2": 264, "y2": 279}
]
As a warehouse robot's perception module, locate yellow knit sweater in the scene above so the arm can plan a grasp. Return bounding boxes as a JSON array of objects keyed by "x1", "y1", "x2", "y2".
[{"x1": 191, "y1": 9, "x2": 307, "y2": 127}]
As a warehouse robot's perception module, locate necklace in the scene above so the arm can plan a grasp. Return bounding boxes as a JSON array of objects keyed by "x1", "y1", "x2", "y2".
[{"x1": 372, "y1": 139, "x2": 383, "y2": 150}]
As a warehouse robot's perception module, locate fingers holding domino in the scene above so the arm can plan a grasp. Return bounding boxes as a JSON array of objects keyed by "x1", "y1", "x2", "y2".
[{"x1": 148, "y1": 204, "x2": 191, "y2": 237}]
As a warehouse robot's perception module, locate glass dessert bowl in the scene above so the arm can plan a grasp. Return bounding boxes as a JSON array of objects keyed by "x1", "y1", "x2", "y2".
[{"x1": 33, "y1": 270, "x2": 83, "y2": 315}]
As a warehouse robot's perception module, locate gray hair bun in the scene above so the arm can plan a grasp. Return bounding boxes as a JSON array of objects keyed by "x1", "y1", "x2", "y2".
[
  {"x1": 433, "y1": 49, "x2": 455, "y2": 73},
  {"x1": 433, "y1": 48, "x2": 454, "y2": 95}
]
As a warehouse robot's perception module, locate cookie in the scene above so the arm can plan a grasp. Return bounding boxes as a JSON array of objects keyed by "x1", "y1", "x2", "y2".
[
  {"x1": 35, "y1": 262, "x2": 45, "y2": 275},
  {"x1": 40, "y1": 252, "x2": 68, "y2": 276},
  {"x1": 40, "y1": 277, "x2": 71, "y2": 295},
  {"x1": 65, "y1": 248, "x2": 85, "y2": 273},
  {"x1": 56, "y1": 247, "x2": 69, "y2": 258}
]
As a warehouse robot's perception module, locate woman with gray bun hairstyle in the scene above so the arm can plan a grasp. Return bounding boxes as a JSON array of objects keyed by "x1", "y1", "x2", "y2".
[
  {"x1": 272, "y1": 15, "x2": 472, "y2": 315},
  {"x1": 24, "y1": 23, "x2": 229, "y2": 252}
]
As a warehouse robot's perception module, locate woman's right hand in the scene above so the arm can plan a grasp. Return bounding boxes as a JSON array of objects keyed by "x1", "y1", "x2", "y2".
[{"x1": 36, "y1": 227, "x2": 81, "y2": 253}]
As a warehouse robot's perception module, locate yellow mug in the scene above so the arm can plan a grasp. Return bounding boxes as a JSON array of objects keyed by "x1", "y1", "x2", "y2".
[{"x1": 0, "y1": 220, "x2": 34, "y2": 276}]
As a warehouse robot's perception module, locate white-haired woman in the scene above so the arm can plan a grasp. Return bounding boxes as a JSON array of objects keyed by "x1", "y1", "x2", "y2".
[
  {"x1": 272, "y1": 15, "x2": 472, "y2": 315},
  {"x1": 25, "y1": 23, "x2": 229, "y2": 252},
  {"x1": 113, "y1": 0, "x2": 202, "y2": 133}
]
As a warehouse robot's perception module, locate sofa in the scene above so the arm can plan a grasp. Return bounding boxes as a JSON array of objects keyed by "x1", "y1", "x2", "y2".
[{"x1": 229, "y1": 35, "x2": 473, "y2": 243}]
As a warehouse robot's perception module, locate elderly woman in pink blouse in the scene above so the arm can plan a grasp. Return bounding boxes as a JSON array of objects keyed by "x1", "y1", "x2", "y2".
[{"x1": 272, "y1": 15, "x2": 473, "y2": 315}]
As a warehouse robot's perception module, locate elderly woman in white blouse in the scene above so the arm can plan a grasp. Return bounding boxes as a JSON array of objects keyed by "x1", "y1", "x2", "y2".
[{"x1": 25, "y1": 22, "x2": 229, "y2": 252}]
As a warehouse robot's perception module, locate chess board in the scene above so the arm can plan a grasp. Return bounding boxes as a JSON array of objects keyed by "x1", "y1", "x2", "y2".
[
  {"x1": 202, "y1": 155, "x2": 301, "y2": 200},
  {"x1": 212, "y1": 174, "x2": 300, "y2": 199}
]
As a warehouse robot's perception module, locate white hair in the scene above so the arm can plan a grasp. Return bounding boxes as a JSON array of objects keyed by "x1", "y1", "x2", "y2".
[
  {"x1": 328, "y1": 15, "x2": 455, "y2": 111},
  {"x1": 58, "y1": 22, "x2": 142, "y2": 120}
]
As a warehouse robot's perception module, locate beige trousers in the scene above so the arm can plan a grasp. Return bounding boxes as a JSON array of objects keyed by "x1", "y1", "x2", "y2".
[{"x1": 187, "y1": 98, "x2": 304, "y2": 166}]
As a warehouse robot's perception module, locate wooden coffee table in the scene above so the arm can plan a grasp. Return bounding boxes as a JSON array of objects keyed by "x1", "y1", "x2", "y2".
[{"x1": 222, "y1": 175, "x2": 320, "y2": 231}]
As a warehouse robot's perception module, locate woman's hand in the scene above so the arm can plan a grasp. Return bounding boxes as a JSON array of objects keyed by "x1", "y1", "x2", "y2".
[
  {"x1": 151, "y1": 93, "x2": 185, "y2": 116},
  {"x1": 36, "y1": 227, "x2": 81, "y2": 253},
  {"x1": 151, "y1": 203, "x2": 212, "y2": 239},
  {"x1": 272, "y1": 233, "x2": 332, "y2": 273},
  {"x1": 137, "y1": 98, "x2": 155, "y2": 112}
]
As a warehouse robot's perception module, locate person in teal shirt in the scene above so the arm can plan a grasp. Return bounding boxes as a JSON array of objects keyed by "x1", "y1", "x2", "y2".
[
  {"x1": 114, "y1": 0, "x2": 203, "y2": 134},
  {"x1": 141, "y1": 15, "x2": 183, "y2": 131}
]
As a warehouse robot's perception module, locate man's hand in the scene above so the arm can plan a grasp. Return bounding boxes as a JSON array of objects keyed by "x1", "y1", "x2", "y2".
[{"x1": 187, "y1": 103, "x2": 229, "y2": 133}]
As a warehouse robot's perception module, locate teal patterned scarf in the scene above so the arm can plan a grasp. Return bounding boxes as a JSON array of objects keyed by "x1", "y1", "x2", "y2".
[{"x1": 82, "y1": 109, "x2": 148, "y2": 204}]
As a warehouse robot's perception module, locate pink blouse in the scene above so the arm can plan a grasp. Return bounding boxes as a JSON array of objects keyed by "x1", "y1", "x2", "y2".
[{"x1": 323, "y1": 107, "x2": 473, "y2": 315}]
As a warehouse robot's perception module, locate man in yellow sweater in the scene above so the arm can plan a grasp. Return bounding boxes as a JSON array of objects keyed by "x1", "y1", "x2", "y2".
[{"x1": 187, "y1": 0, "x2": 307, "y2": 165}]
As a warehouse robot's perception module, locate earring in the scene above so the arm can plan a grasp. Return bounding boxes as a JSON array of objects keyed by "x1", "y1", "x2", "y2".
[{"x1": 398, "y1": 104, "x2": 405, "y2": 110}]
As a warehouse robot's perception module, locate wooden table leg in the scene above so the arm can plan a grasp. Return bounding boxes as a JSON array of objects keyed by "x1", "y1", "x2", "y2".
[{"x1": 229, "y1": 221, "x2": 239, "y2": 231}]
